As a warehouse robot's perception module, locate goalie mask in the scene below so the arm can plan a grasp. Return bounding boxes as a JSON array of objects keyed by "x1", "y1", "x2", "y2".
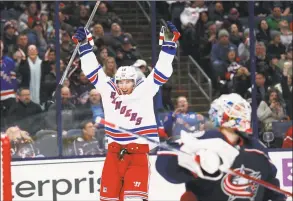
[{"x1": 208, "y1": 93, "x2": 252, "y2": 133}]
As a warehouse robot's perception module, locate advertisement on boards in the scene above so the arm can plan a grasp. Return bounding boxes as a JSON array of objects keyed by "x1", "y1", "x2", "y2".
[
  {"x1": 269, "y1": 151, "x2": 293, "y2": 201},
  {"x1": 11, "y1": 156, "x2": 185, "y2": 201},
  {"x1": 11, "y1": 151, "x2": 293, "y2": 201}
]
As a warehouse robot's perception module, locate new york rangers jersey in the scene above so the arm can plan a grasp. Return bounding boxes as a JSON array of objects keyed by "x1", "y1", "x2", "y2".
[
  {"x1": 79, "y1": 45, "x2": 175, "y2": 149},
  {"x1": 156, "y1": 130, "x2": 285, "y2": 201},
  {"x1": 0, "y1": 56, "x2": 17, "y2": 100}
]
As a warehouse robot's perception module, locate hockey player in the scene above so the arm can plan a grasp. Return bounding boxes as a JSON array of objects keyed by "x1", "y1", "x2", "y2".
[
  {"x1": 72, "y1": 22, "x2": 180, "y2": 201},
  {"x1": 156, "y1": 93, "x2": 286, "y2": 201}
]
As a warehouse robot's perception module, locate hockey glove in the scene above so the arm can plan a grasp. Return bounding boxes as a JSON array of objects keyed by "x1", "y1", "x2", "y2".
[
  {"x1": 72, "y1": 27, "x2": 94, "y2": 57},
  {"x1": 160, "y1": 21, "x2": 180, "y2": 55},
  {"x1": 177, "y1": 131, "x2": 239, "y2": 181}
]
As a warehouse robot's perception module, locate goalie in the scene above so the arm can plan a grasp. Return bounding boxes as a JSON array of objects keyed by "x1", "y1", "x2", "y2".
[
  {"x1": 156, "y1": 93, "x2": 286, "y2": 201},
  {"x1": 72, "y1": 22, "x2": 180, "y2": 201}
]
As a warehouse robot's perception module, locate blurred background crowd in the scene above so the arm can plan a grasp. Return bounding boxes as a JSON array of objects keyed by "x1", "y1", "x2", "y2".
[{"x1": 0, "y1": 1, "x2": 292, "y2": 159}]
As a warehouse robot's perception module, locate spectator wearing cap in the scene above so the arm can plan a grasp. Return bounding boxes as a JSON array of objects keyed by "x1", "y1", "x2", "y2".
[
  {"x1": 279, "y1": 20, "x2": 292, "y2": 49},
  {"x1": 256, "y1": 20, "x2": 271, "y2": 46},
  {"x1": 133, "y1": 59, "x2": 152, "y2": 77},
  {"x1": 267, "y1": 31, "x2": 286, "y2": 60},
  {"x1": 116, "y1": 35, "x2": 141, "y2": 66},
  {"x1": 266, "y1": 5, "x2": 283, "y2": 30},
  {"x1": 210, "y1": 29, "x2": 237, "y2": 81},
  {"x1": 94, "y1": 2, "x2": 122, "y2": 31},
  {"x1": 223, "y1": 8, "x2": 243, "y2": 34},
  {"x1": 3, "y1": 21, "x2": 17, "y2": 57},
  {"x1": 7, "y1": 88, "x2": 43, "y2": 134}
]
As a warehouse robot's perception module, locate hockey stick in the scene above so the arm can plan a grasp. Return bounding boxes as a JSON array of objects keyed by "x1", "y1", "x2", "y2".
[
  {"x1": 52, "y1": 1, "x2": 100, "y2": 100},
  {"x1": 95, "y1": 117, "x2": 293, "y2": 198}
]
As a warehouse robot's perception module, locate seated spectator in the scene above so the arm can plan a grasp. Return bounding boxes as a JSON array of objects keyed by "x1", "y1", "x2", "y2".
[
  {"x1": 75, "y1": 71, "x2": 94, "y2": 105},
  {"x1": 282, "y1": 126, "x2": 293, "y2": 148},
  {"x1": 266, "y1": 4, "x2": 284, "y2": 30},
  {"x1": 69, "y1": 120, "x2": 104, "y2": 156},
  {"x1": 97, "y1": 46, "x2": 109, "y2": 65},
  {"x1": 60, "y1": 30, "x2": 74, "y2": 61},
  {"x1": 76, "y1": 89, "x2": 104, "y2": 126},
  {"x1": 103, "y1": 56, "x2": 117, "y2": 78},
  {"x1": 238, "y1": 28, "x2": 251, "y2": 63},
  {"x1": 219, "y1": 48, "x2": 241, "y2": 93},
  {"x1": 92, "y1": 23, "x2": 105, "y2": 40},
  {"x1": 210, "y1": 29, "x2": 237, "y2": 80},
  {"x1": 232, "y1": 66, "x2": 251, "y2": 97},
  {"x1": 58, "y1": 11, "x2": 74, "y2": 34},
  {"x1": 266, "y1": 31, "x2": 286, "y2": 60},
  {"x1": 208, "y1": 2, "x2": 225, "y2": 22},
  {"x1": 3, "y1": 21, "x2": 17, "y2": 57},
  {"x1": 6, "y1": 126, "x2": 42, "y2": 158},
  {"x1": 279, "y1": 20, "x2": 292, "y2": 49},
  {"x1": 45, "y1": 86, "x2": 76, "y2": 130},
  {"x1": 115, "y1": 35, "x2": 141, "y2": 66},
  {"x1": 26, "y1": 20, "x2": 48, "y2": 58},
  {"x1": 163, "y1": 96, "x2": 205, "y2": 137},
  {"x1": 229, "y1": 24, "x2": 242, "y2": 47},
  {"x1": 256, "y1": 20, "x2": 271, "y2": 46},
  {"x1": 223, "y1": 8, "x2": 243, "y2": 34},
  {"x1": 7, "y1": 88, "x2": 43, "y2": 134},
  {"x1": 245, "y1": 72, "x2": 269, "y2": 106},
  {"x1": 257, "y1": 89, "x2": 287, "y2": 131},
  {"x1": 94, "y1": 2, "x2": 122, "y2": 31},
  {"x1": 17, "y1": 2, "x2": 39, "y2": 29}
]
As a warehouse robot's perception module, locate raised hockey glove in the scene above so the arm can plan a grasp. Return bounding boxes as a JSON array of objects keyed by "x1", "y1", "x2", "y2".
[
  {"x1": 72, "y1": 27, "x2": 94, "y2": 57},
  {"x1": 177, "y1": 131, "x2": 239, "y2": 181},
  {"x1": 160, "y1": 21, "x2": 180, "y2": 55}
]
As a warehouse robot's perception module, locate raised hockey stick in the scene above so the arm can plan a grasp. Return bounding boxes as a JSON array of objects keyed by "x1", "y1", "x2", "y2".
[
  {"x1": 95, "y1": 117, "x2": 293, "y2": 198},
  {"x1": 53, "y1": 1, "x2": 100, "y2": 100}
]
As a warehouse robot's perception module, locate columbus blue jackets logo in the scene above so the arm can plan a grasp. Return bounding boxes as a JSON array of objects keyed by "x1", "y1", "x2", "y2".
[{"x1": 221, "y1": 165, "x2": 261, "y2": 201}]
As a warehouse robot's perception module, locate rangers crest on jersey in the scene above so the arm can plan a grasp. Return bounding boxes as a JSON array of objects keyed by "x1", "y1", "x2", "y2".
[{"x1": 221, "y1": 165, "x2": 261, "y2": 201}]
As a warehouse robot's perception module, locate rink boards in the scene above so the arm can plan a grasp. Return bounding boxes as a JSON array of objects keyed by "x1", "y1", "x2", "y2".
[{"x1": 11, "y1": 151, "x2": 292, "y2": 201}]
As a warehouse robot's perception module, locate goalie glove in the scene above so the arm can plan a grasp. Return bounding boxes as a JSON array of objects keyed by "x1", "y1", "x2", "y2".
[
  {"x1": 72, "y1": 27, "x2": 94, "y2": 57},
  {"x1": 177, "y1": 131, "x2": 240, "y2": 181}
]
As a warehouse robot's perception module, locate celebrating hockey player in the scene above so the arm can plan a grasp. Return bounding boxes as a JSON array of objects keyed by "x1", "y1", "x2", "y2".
[
  {"x1": 72, "y1": 22, "x2": 180, "y2": 201},
  {"x1": 156, "y1": 93, "x2": 286, "y2": 201}
]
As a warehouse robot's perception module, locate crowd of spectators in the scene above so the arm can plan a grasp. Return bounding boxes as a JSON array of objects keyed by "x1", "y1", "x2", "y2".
[
  {"x1": 162, "y1": 1, "x2": 292, "y2": 148},
  {"x1": 0, "y1": 1, "x2": 151, "y2": 158},
  {"x1": 1, "y1": 1, "x2": 292, "y2": 159}
]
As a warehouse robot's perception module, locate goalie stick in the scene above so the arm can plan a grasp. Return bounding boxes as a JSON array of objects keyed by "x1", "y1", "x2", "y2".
[
  {"x1": 95, "y1": 117, "x2": 293, "y2": 198},
  {"x1": 52, "y1": 1, "x2": 100, "y2": 100}
]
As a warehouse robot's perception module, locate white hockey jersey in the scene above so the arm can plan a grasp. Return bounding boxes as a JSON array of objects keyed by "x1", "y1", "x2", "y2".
[{"x1": 80, "y1": 49, "x2": 175, "y2": 149}]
